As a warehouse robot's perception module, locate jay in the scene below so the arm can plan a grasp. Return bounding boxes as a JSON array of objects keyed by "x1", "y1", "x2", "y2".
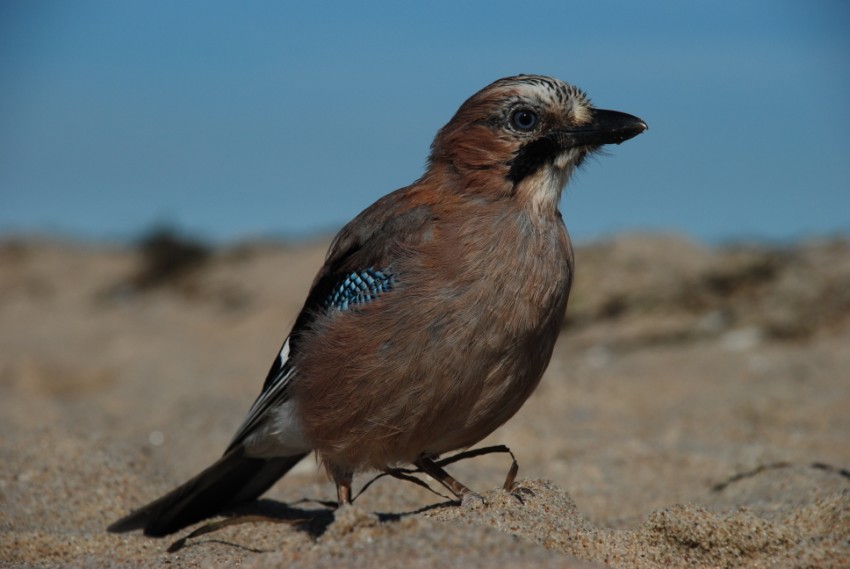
[{"x1": 109, "y1": 74, "x2": 646, "y2": 537}]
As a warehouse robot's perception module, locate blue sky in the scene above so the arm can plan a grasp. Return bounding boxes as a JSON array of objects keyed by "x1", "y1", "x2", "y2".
[{"x1": 1, "y1": 1, "x2": 848, "y2": 244}]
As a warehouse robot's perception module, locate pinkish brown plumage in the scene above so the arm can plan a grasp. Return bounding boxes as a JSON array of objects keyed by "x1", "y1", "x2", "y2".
[{"x1": 108, "y1": 75, "x2": 646, "y2": 538}]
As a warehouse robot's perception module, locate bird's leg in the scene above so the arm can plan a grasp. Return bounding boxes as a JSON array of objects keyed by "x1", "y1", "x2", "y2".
[
  {"x1": 498, "y1": 449, "x2": 533, "y2": 503},
  {"x1": 332, "y1": 466, "x2": 354, "y2": 507},
  {"x1": 413, "y1": 456, "x2": 484, "y2": 506},
  {"x1": 336, "y1": 482, "x2": 352, "y2": 506}
]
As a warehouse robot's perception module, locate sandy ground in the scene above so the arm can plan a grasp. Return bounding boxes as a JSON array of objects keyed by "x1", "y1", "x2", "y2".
[{"x1": 1, "y1": 233, "x2": 849, "y2": 568}]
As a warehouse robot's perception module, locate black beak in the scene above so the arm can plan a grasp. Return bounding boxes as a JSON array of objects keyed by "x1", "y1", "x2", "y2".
[{"x1": 555, "y1": 109, "x2": 647, "y2": 148}]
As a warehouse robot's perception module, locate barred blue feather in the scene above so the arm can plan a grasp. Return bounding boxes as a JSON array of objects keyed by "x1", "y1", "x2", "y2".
[{"x1": 324, "y1": 268, "x2": 394, "y2": 310}]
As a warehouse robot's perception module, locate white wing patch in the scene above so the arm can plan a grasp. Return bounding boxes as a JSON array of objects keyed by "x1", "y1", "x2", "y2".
[
  {"x1": 279, "y1": 337, "x2": 290, "y2": 363},
  {"x1": 225, "y1": 337, "x2": 307, "y2": 455}
]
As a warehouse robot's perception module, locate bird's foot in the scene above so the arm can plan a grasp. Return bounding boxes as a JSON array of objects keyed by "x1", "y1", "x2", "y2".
[
  {"x1": 460, "y1": 490, "x2": 486, "y2": 509},
  {"x1": 507, "y1": 485, "x2": 535, "y2": 505}
]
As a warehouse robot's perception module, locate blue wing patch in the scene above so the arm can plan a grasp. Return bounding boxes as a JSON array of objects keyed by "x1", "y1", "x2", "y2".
[{"x1": 324, "y1": 268, "x2": 394, "y2": 310}]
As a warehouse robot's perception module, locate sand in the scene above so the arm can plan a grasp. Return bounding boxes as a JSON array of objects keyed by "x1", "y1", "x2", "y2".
[{"x1": 1, "y1": 233, "x2": 848, "y2": 568}]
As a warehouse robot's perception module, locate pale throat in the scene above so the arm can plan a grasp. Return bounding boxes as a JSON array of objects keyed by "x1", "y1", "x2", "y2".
[{"x1": 518, "y1": 158, "x2": 575, "y2": 217}]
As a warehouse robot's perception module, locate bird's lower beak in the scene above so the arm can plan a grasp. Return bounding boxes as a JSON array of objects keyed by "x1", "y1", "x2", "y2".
[{"x1": 555, "y1": 109, "x2": 647, "y2": 148}]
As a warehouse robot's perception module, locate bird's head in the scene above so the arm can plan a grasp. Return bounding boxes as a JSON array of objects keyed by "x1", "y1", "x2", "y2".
[{"x1": 428, "y1": 75, "x2": 647, "y2": 214}]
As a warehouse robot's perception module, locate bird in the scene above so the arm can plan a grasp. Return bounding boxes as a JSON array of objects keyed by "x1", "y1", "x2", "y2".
[{"x1": 108, "y1": 74, "x2": 647, "y2": 537}]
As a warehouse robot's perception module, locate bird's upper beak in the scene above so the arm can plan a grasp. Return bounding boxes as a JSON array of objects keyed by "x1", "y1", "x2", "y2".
[{"x1": 554, "y1": 109, "x2": 647, "y2": 148}]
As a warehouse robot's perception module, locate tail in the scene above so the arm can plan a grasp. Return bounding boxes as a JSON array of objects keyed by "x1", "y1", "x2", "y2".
[{"x1": 108, "y1": 447, "x2": 309, "y2": 537}]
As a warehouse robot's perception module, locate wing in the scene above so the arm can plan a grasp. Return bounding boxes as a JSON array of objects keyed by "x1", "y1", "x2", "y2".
[
  {"x1": 224, "y1": 336, "x2": 297, "y2": 453},
  {"x1": 225, "y1": 187, "x2": 434, "y2": 454}
]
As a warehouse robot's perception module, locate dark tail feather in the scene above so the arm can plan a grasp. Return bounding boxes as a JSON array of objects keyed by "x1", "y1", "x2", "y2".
[{"x1": 108, "y1": 447, "x2": 309, "y2": 537}]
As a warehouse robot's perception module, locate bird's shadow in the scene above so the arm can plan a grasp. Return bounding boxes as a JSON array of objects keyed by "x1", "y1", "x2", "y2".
[
  {"x1": 166, "y1": 499, "x2": 332, "y2": 553},
  {"x1": 167, "y1": 445, "x2": 518, "y2": 552},
  {"x1": 247, "y1": 494, "x2": 456, "y2": 534},
  {"x1": 166, "y1": 495, "x2": 457, "y2": 553}
]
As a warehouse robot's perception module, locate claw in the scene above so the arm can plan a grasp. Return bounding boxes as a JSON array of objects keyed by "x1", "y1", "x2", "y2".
[
  {"x1": 460, "y1": 490, "x2": 486, "y2": 509},
  {"x1": 509, "y1": 486, "x2": 534, "y2": 504}
]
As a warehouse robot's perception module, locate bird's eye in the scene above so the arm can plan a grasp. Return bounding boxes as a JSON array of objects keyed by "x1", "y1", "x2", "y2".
[{"x1": 510, "y1": 109, "x2": 539, "y2": 132}]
